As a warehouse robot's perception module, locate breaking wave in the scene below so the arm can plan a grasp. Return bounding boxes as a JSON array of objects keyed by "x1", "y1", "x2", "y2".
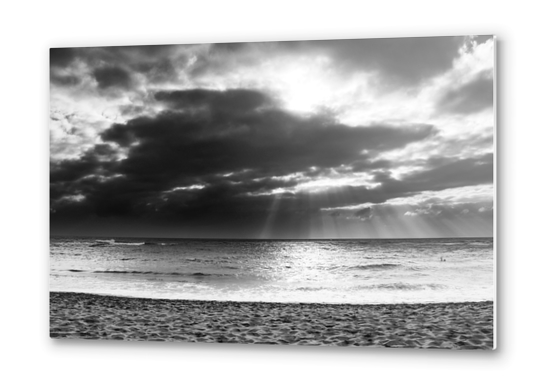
[
  {"x1": 65, "y1": 269, "x2": 230, "y2": 278},
  {"x1": 89, "y1": 240, "x2": 174, "y2": 247}
]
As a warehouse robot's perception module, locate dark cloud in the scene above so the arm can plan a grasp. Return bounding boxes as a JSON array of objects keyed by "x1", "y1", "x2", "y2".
[
  {"x1": 50, "y1": 74, "x2": 81, "y2": 87},
  {"x1": 437, "y1": 70, "x2": 494, "y2": 114},
  {"x1": 100, "y1": 44, "x2": 179, "y2": 58},
  {"x1": 279, "y1": 153, "x2": 493, "y2": 211},
  {"x1": 100, "y1": 90, "x2": 434, "y2": 185},
  {"x1": 50, "y1": 87, "x2": 493, "y2": 237},
  {"x1": 50, "y1": 148, "x2": 119, "y2": 208},
  {"x1": 210, "y1": 42, "x2": 248, "y2": 53},
  {"x1": 51, "y1": 156, "x2": 98, "y2": 184},
  {"x1": 50, "y1": 147, "x2": 493, "y2": 237},
  {"x1": 118, "y1": 104, "x2": 146, "y2": 116},
  {"x1": 93, "y1": 66, "x2": 132, "y2": 89},
  {"x1": 154, "y1": 88, "x2": 272, "y2": 114},
  {"x1": 53, "y1": 45, "x2": 180, "y2": 68},
  {"x1": 50, "y1": 48, "x2": 83, "y2": 87},
  {"x1": 134, "y1": 58, "x2": 179, "y2": 83},
  {"x1": 100, "y1": 45, "x2": 187, "y2": 83},
  {"x1": 403, "y1": 153, "x2": 493, "y2": 188},
  {"x1": 49, "y1": 39, "x2": 494, "y2": 238},
  {"x1": 50, "y1": 45, "x2": 194, "y2": 91},
  {"x1": 354, "y1": 207, "x2": 372, "y2": 218},
  {"x1": 51, "y1": 88, "x2": 437, "y2": 232},
  {"x1": 50, "y1": 48, "x2": 78, "y2": 68}
]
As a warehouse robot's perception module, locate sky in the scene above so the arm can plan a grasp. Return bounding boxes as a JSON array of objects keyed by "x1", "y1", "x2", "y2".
[{"x1": 50, "y1": 36, "x2": 494, "y2": 239}]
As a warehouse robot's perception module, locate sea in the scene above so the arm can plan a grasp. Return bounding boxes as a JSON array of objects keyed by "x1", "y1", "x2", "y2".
[{"x1": 50, "y1": 237, "x2": 494, "y2": 305}]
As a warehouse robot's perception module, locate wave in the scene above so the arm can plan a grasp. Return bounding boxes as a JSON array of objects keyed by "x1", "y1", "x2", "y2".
[
  {"x1": 356, "y1": 282, "x2": 447, "y2": 291},
  {"x1": 184, "y1": 258, "x2": 239, "y2": 269},
  {"x1": 294, "y1": 282, "x2": 446, "y2": 292},
  {"x1": 347, "y1": 263, "x2": 400, "y2": 271},
  {"x1": 90, "y1": 241, "x2": 144, "y2": 247},
  {"x1": 65, "y1": 269, "x2": 229, "y2": 278},
  {"x1": 468, "y1": 241, "x2": 492, "y2": 246},
  {"x1": 89, "y1": 240, "x2": 175, "y2": 247}
]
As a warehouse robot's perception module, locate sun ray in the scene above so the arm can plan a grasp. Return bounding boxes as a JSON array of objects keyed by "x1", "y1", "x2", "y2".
[{"x1": 259, "y1": 193, "x2": 283, "y2": 239}]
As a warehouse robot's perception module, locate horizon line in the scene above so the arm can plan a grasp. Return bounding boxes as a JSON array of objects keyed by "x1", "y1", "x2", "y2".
[{"x1": 50, "y1": 234, "x2": 493, "y2": 241}]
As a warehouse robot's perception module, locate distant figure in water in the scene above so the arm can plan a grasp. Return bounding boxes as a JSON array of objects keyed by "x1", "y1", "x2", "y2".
[{"x1": 440, "y1": 257, "x2": 447, "y2": 262}]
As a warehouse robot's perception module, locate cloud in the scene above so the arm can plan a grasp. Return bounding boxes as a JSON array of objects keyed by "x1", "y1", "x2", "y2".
[
  {"x1": 51, "y1": 74, "x2": 81, "y2": 87},
  {"x1": 471, "y1": 35, "x2": 494, "y2": 48},
  {"x1": 400, "y1": 153, "x2": 493, "y2": 189},
  {"x1": 49, "y1": 38, "x2": 495, "y2": 238},
  {"x1": 294, "y1": 153, "x2": 493, "y2": 211},
  {"x1": 93, "y1": 66, "x2": 132, "y2": 89},
  {"x1": 50, "y1": 48, "x2": 79, "y2": 68},
  {"x1": 194, "y1": 37, "x2": 467, "y2": 88},
  {"x1": 51, "y1": 88, "x2": 436, "y2": 226},
  {"x1": 154, "y1": 88, "x2": 273, "y2": 114},
  {"x1": 322, "y1": 193, "x2": 493, "y2": 238},
  {"x1": 279, "y1": 37, "x2": 466, "y2": 87},
  {"x1": 354, "y1": 207, "x2": 372, "y2": 220},
  {"x1": 50, "y1": 45, "x2": 196, "y2": 93},
  {"x1": 437, "y1": 70, "x2": 494, "y2": 114},
  {"x1": 100, "y1": 89, "x2": 435, "y2": 181}
]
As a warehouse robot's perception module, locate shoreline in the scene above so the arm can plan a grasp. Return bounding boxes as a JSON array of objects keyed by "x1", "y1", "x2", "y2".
[
  {"x1": 50, "y1": 290, "x2": 492, "y2": 307},
  {"x1": 50, "y1": 292, "x2": 494, "y2": 349}
]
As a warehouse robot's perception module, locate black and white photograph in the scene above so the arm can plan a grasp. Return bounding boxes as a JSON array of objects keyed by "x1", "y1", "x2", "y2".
[{"x1": 49, "y1": 36, "x2": 495, "y2": 349}]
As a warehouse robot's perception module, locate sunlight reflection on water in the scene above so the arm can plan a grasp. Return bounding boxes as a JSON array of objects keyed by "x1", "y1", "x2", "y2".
[{"x1": 50, "y1": 237, "x2": 494, "y2": 304}]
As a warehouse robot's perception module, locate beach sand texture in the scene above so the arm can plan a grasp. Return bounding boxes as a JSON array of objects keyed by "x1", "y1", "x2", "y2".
[{"x1": 50, "y1": 292, "x2": 494, "y2": 349}]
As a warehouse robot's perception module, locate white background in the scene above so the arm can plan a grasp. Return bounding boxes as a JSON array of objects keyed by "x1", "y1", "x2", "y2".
[{"x1": 1, "y1": 0, "x2": 538, "y2": 382}]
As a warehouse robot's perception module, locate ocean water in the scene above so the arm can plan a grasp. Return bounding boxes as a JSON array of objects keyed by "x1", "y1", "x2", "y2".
[{"x1": 50, "y1": 237, "x2": 494, "y2": 304}]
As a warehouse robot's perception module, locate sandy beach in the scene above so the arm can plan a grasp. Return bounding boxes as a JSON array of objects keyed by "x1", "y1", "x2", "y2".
[{"x1": 50, "y1": 292, "x2": 494, "y2": 349}]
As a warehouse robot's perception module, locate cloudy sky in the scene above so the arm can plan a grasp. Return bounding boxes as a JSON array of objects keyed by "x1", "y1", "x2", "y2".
[{"x1": 50, "y1": 36, "x2": 494, "y2": 239}]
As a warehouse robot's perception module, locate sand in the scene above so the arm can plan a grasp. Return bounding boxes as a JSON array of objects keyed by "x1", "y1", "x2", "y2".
[{"x1": 50, "y1": 292, "x2": 494, "y2": 349}]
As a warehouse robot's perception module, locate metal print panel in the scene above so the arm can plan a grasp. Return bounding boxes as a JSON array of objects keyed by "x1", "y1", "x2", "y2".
[{"x1": 50, "y1": 36, "x2": 495, "y2": 349}]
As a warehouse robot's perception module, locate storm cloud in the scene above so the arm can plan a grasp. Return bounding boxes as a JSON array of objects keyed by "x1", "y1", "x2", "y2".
[
  {"x1": 51, "y1": 89, "x2": 437, "y2": 223},
  {"x1": 50, "y1": 37, "x2": 494, "y2": 238},
  {"x1": 93, "y1": 66, "x2": 132, "y2": 89},
  {"x1": 50, "y1": 86, "x2": 495, "y2": 238}
]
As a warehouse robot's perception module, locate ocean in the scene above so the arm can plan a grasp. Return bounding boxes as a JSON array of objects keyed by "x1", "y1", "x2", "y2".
[{"x1": 50, "y1": 237, "x2": 494, "y2": 305}]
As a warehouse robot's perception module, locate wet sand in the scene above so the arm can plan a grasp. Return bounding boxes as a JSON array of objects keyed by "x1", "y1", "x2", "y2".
[{"x1": 50, "y1": 292, "x2": 494, "y2": 349}]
